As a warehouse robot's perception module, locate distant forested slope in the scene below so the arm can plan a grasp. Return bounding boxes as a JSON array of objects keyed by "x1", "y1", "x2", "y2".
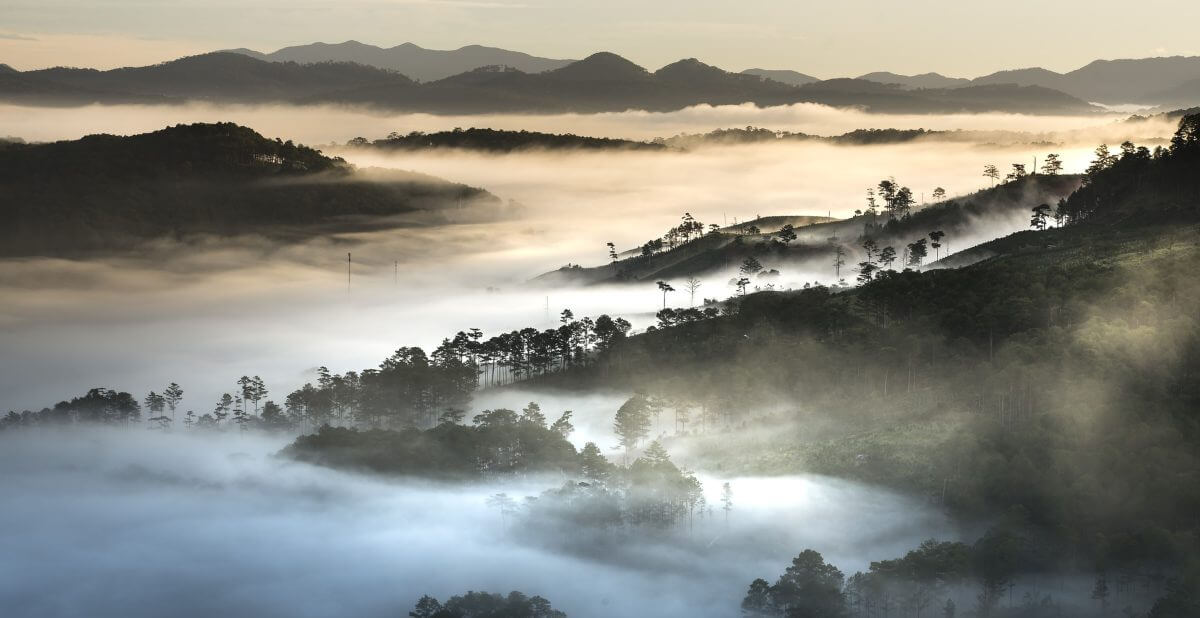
[
  {"x1": 0, "y1": 123, "x2": 498, "y2": 256},
  {"x1": 352, "y1": 127, "x2": 665, "y2": 152}
]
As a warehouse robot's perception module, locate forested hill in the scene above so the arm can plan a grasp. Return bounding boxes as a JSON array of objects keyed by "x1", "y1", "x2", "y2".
[
  {"x1": 532, "y1": 174, "x2": 1080, "y2": 286},
  {"x1": 0, "y1": 122, "x2": 344, "y2": 179},
  {"x1": 0, "y1": 123, "x2": 499, "y2": 257},
  {"x1": 529, "y1": 114, "x2": 1200, "y2": 591}
]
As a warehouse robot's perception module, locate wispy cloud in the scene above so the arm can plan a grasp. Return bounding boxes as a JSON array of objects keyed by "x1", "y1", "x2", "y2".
[{"x1": 0, "y1": 32, "x2": 39, "y2": 41}]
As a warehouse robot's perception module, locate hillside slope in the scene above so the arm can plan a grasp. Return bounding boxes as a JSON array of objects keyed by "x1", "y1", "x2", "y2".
[
  {"x1": 523, "y1": 116, "x2": 1200, "y2": 587},
  {"x1": 533, "y1": 175, "x2": 1080, "y2": 286}
]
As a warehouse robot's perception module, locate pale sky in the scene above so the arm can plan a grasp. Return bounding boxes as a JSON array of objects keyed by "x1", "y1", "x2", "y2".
[{"x1": 1, "y1": 0, "x2": 1198, "y2": 76}]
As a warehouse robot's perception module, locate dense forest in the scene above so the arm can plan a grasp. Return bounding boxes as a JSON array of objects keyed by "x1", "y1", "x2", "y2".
[{"x1": 0, "y1": 123, "x2": 498, "y2": 256}]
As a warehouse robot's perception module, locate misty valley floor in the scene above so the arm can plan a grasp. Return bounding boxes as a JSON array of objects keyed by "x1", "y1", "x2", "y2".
[{"x1": 0, "y1": 427, "x2": 960, "y2": 618}]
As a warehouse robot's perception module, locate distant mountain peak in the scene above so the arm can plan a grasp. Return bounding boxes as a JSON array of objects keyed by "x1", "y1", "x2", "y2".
[
  {"x1": 654, "y1": 58, "x2": 739, "y2": 86},
  {"x1": 551, "y1": 52, "x2": 648, "y2": 80},
  {"x1": 0, "y1": 63, "x2": 16, "y2": 74},
  {"x1": 658, "y1": 57, "x2": 716, "y2": 70}
]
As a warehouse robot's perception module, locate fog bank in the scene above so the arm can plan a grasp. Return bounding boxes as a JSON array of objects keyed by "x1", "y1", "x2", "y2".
[
  {"x1": 0, "y1": 136, "x2": 1117, "y2": 411},
  {"x1": 0, "y1": 101, "x2": 1172, "y2": 145},
  {"x1": 0, "y1": 427, "x2": 961, "y2": 618}
]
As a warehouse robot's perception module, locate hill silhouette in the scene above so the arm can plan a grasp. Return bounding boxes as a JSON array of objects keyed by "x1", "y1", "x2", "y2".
[
  {"x1": 226, "y1": 40, "x2": 575, "y2": 81},
  {"x1": 856, "y1": 71, "x2": 971, "y2": 89},
  {"x1": 1, "y1": 51, "x2": 1100, "y2": 115},
  {"x1": 969, "y1": 55, "x2": 1200, "y2": 104},
  {"x1": 19, "y1": 52, "x2": 411, "y2": 103},
  {"x1": 0, "y1": 123, "x2": 498, "y2": 256}
]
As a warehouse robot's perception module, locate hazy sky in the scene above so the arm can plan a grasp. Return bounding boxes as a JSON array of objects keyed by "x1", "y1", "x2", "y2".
[{"x1": 1, "y1": 0, "x2": 1198, "y2": 75}]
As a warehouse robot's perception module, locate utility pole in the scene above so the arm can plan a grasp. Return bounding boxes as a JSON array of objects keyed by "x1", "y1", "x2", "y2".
[
  {"x1": 544, "y1": 296, "x2": 550, "y2": 325},
  {"x1": 347, "y1": 252, "x2": 351, "y2": 293},
  {"x1": 394, "y1": 260, "x2": 398, "y2": 286}
]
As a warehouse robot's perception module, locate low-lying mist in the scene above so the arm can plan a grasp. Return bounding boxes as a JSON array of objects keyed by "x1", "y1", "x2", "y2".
[
  {"x1": 0, "y1": 104, "x2": 1176, "y2": 414},
  {"x1": 0, "y1": 426, "x2": 960, "y2": 618},
  {"x1": 0, "y1": 100, "x2": 1178, "y2": 145}
]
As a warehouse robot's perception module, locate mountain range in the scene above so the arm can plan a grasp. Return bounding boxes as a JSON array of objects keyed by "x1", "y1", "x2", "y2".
[
  {"x1": 218, "y1": 41, "x2": 1200, "y2": 106},
  {"x1": 8, "y1": 41, "x2": 1197, "y2": 110},
  {"x1": 0, "y1": 51, "x2": 1100, "y2": 115},
  {"x1": 855, "y1": 56, "x2": 1200, "y2": 105}
]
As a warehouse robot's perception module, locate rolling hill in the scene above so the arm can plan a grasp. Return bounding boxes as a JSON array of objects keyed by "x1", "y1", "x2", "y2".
[
  {"x1": 16, "y1": 52, "x2": 411, "y2": 103},
  {"x1": 970, "y1": 56, "x2": 1200, "y2": 104},
  {"x1": 531, "y1": 174, "x2": 1081, "y2": 286},
  {"x1": 0, "y1": 123, "x2": 499, "y2": 256}
]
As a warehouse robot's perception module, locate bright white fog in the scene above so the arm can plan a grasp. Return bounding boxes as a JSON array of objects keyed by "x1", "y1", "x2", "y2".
[
  {"x1": 0, "y1": 427, "x2": 964, "y2": 618},
  {"x1": 2, "y1": 103, "x2": 1176, "y2": 412},
  {"x1": 0, "y1": 100, "x2": 1177, "y2": 145}
]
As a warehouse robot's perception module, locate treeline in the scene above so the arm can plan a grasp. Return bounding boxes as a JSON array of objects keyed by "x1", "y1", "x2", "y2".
[
  {"x1": 1057, "y1": 115, "x2": 1200, "y2": 225},
  {"x1": 347, "y1": 127, "x2": 665, "y2": 153},
  {"x1": 743, "y1": 539, "x2": 1194, "y2": 618},
  {"x1": 280, "y1": 312, "x2": 631, "y2": 430},
  {"x1": 282, "y1": 402, "x2": 578, "y2": 478},
  {"x1": 284, "y1": 405, "x2": 706, "y2": 531},
  {"x1": 408, "y1": 591, "x2": 566, "y2": 618},
  {"x1": 339, "y1": 125, "x2": 1068, "y2": 156},
  {"x1": 1, "y1": 311, "x2": 631, "y2": 433},
  {"x1": 656, "y1": 126, "x2": 949, "y2": 149}
]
